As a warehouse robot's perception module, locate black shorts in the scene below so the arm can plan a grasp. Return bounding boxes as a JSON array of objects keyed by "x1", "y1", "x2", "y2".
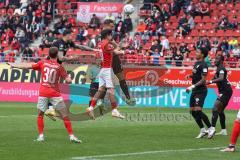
[
  {"x1": 112, "y1": 55, "x2": 123, "y2": 75},
  {"x1": 89, "y1": 82, "x2": 99, "y2": 97},
  {"x1": 217, "y1": 89, "x2": 233, "y2": 108},
  {"x1": 190, "y1": 90, "x2": 207, "y2": 108}
]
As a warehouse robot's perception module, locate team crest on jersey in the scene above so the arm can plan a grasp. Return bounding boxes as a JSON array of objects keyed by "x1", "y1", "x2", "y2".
[{"x1": 195, "y1": 98, "x2": 200, "y2": 104}]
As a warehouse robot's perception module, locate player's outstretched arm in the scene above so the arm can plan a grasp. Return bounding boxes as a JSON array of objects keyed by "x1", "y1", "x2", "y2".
[
  {"x1": 75, "y1": 44, "x2": 100, "y2": 52},
  {"x1": 114, "y1": 50, "x2": 125, "y2": 55},
  {"x1": 206, "y1": 74, "x2": 224, "y2": 85},
  {"x1": 7, "y1": 62, "x2": 33, "y2": 69}
]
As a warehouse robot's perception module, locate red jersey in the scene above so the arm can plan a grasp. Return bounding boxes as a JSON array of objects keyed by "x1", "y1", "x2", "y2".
[
  {"x1": 32, "y1": 59, "x2": 68, "y2": 97},
  {"x1": 100, "y1": 40, "x2": 114, "y2": 68}
]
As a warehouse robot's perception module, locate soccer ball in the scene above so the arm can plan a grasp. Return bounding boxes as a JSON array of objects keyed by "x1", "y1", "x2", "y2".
[{"x1": 123, "y1": 4, "x2": 135, "y2": 15}]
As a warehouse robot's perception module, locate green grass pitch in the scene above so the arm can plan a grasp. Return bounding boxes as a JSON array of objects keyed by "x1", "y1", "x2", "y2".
[{"x1": 0, "y1": 102, "x2": 239, "y2": 160}]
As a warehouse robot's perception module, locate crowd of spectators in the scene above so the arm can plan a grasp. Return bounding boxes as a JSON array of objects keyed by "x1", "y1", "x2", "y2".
[{"x1": 0, "y1": 0, "x2": 56, "y2": 62}]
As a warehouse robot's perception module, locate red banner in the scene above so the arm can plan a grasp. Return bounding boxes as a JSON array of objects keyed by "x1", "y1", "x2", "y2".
[
  {"x1": 77, "y1": 2, "x2": 123, "y2": 23},
  {"x1": 124, "y1": 67, "x2": 240, "y2": 88}
]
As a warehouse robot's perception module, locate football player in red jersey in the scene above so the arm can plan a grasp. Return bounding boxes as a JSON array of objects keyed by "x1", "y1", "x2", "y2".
[
  {"x1": 86, "y1": 29, "x2": 125, "y2": 119},
  {"x1": 7, "y1": 47, "x2": 81, "y2": 143}
]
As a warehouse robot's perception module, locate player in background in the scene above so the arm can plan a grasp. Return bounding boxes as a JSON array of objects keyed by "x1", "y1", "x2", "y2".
[
  {"x1": 97, "y1": 19, "x2": 136, "y2": 106},
  {"x1": 186, "y1": 48, "x2": 212, "y2": 138},
  {"x1": 207, "y1": 55, "x2": 233, "y2": 139},
  {"x1": 7, "y1": 47, "x2": 81, "y2": 143},
  {"x1": 86, "y1": 29, "x2": 125, "y2": 119},
  {"x1": 52, "y1": 30, "x2": 99, "y2": 62},
  {"x1": 88, "y1": 60, "x2": 105, "y2": 108}
]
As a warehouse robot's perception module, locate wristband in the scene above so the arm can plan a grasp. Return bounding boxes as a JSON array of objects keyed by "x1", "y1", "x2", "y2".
[{"x1": 209, "y1": 80, "x2": 213, "y2": 84}]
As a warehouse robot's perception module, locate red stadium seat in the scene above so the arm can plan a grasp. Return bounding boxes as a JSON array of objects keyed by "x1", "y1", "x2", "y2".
[
  {"x1": 199, "y1": 30, "x2": 207, "y2": 37},
  {"x1": 190, "y1": 30, "x2": 199, "y2": 37},
  {"x1": 218, "y1": 4, "x2": 225, "y2": 10},
  {"x1": 227, "y1": 4, "x2": 234, "y2": 10},
  {"x1": 195, "y1": 23, "x2": 204, "y2": 30},
  {"x1": 169, "y1": 16, "x2": 177, "y2": 22},
  {"x1": 166, "y1": 29, "x2": 173, "y2": 36},
  {"x1": 204, "y1": 23, "x2": 214, "y2": 30},
  {"x1": 194, "y1": 16, "x2": 202, "y2": 23},
  {"x1": 207, "y1": 30, "x2": 215, "y2": 37},
  {"x1": 168, "y1": 37, "x2": 175, "y2": 43},
  {"x1": 235, "y1": 3, "x2": 240, "y2": 10},
  {"x1": 211, "y1": 16, "x2": 219, "y2": 23},
  {"x1": 216, "y1": 30, "x2": 225, "y2": 37},
  {"x1": 202, "y1": 16, "x2": 211, "y2": 23},
  {"x1": 221, "y1": 10, "x2": 228, "y2": 16},
  {"x1": 189, "y1": 51, "x2": 196, "y2": 59},
  {"x1": 185, "y1": 36, "x2": 193, "y2": 44},
  {"x1": 210, "y1": 3, "x2": 217, "y2": 10},
  {"x1": 176, "y1": 37, "x2": 184, "y2": 44},
  {"x1": 225, "y1": 30, "x2": 234, "y2": 37},
  {"x1": 188, "y1": 44, "x2": 195, "y2": 51}
]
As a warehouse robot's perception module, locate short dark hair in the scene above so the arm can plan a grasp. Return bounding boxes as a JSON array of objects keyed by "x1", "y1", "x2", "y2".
[
  {"x1": 200, "y1": 47, "x2": 208, "y2": 58},
  {"x1": 101, "y1": 29, "x2": 112, "y2": 39},
  {"x1": 49, "y1": 47, "x2": 58, "y2": 58},
  {"x1": 103, "y1": 19, "x2": 114, "y2": 25}
]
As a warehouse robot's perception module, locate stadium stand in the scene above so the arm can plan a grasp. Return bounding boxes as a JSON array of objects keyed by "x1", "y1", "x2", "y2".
[{"x1": 0, "y1": 0, "x2": 240, "y2": 68}]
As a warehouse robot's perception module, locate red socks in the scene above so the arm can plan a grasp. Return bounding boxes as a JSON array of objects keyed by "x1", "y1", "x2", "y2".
[
  {"x1": 63, "y1": 117, "x2": 73, "y2": 135},
  {"x1": 90, "y1": 100, "x2": 97, "y2": 108},
  {"x1": 111, "y1": 102, "x2": 118, "y2": 109},
  {"x1": 37, "y1": 115, "x2": 44, "y2": 135},
  {"x1": 230, "y1": 120, "x2": 240, "y2": 145}
]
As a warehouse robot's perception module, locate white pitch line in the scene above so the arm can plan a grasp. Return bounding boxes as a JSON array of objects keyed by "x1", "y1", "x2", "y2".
[
  {"x1": 0, "y1": 115, "x2": 36, "y2": 118},
  {"x1": 72, "y1": 147, "x2": 224, "y2": 160}
]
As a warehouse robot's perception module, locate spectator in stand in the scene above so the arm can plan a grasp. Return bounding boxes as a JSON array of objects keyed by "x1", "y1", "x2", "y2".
[
  {"x1": 68, "y1": 15, "x2": 76, "y2": 27},
  {"x1": 15, "y1": 27, "x2": 25, "y2": 42},
  {"x1": 161, "y1": 36, "x2": 170, "y2": 55},
  {"x1": 149, "y1": 39, "x2": 162, "y2": 56},
  {"x1": 0, "y1": 48, "x2": 4, "y2": 62},
  {"x1": 220, "y1": 39, "x2": 230, "y2": 56},
  {"x1": 218, "y1": 14, "x2": 229, "y2": 30},
  {"x1": 105, "y1": 12, "x2": 115, "y2": 22},
  {"x1": 76, "y1": 26, "x2": 88, "y2": 43},
  {"x1": 114, "y1": 21, "x2": 125, "y2": 41},
  {"x1": 89, "y1": 14, "x2": 100, "y2": 29},
  {"x1": 196, "y1": 37, "x2": 211, "y2": 51},
  {"x1": 115, "y1": 13, "x2": 122, "y2": 25},
  {"x1": 211, "y1": 37, "x2": 220, "y2": 54},
  {"x1": 228, "y1": 38, "x2": 238, "y2": 50},
  {"x1": 227, "y1": 53, "x2": 238, "y2": 68},
  {"x1": 161, "y1": 7, "x2": 170, "y2": 22},
  {"x1": 172, "y1": 50, "x2": 184, "y2": 66},
  {"x1": 229, "y1": 16, "x2": 238, "y2": 30},
  {"x1": 169, "y1": 0, "x2": 181, "y2": 16},
  {"x1": 157, "y1": 23, "x2": 166, "y2": 36},
  {"x1": 188, "y1": 15, "x2": 195, "y2": 30},
  {"x1": 232, "y1": 46, "x2": 240, "y2": 58},
  {"x1": 141, "y1": 31, "x2": 150, "y2": 45},
  {"x1": 46, "y1": 1, "x2": 54, "y2": 16},
  {"x1": 1, "y1": 28, "x2": 14, "y2": 43},
  {"x1": 151, "y1": 49, "x2": 160, "y2": 66},
  {"x1": 133, "y1": 34, "x2": 141, "y2": 51},
  {"x1": 136, "y1": 19, "x2": 147, "y2": 34},
  {"x1": 196, "y1": 0, "x2": 210, "y2": 16},
  {"x1": 123, "y1": 15, "x2": 133, "y2": 33},
  {"x1": 31, "y1": 20, "x2": 40, "y2": 39},
  {"x1": 10, "y1": 38, "x2": 21, "y2": 55},
  {"x1": 178, "y1": 14, "x2": 190, "y2": 37},
  {"x1": 179, "y1": 43, "x2": 190, "y2": 57},
  {"x1": 88, "y1": 35, "x2": 97, "y2": 49},
  {"x1": 22, "y1": 46, "x2": 33, "y2": 61},
  {"x1": 37, "y1": 12, "x2": 49, "y2": 32},
  {"x1": 186, "y1": 1, "x2": 196, "y2": 16}
]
